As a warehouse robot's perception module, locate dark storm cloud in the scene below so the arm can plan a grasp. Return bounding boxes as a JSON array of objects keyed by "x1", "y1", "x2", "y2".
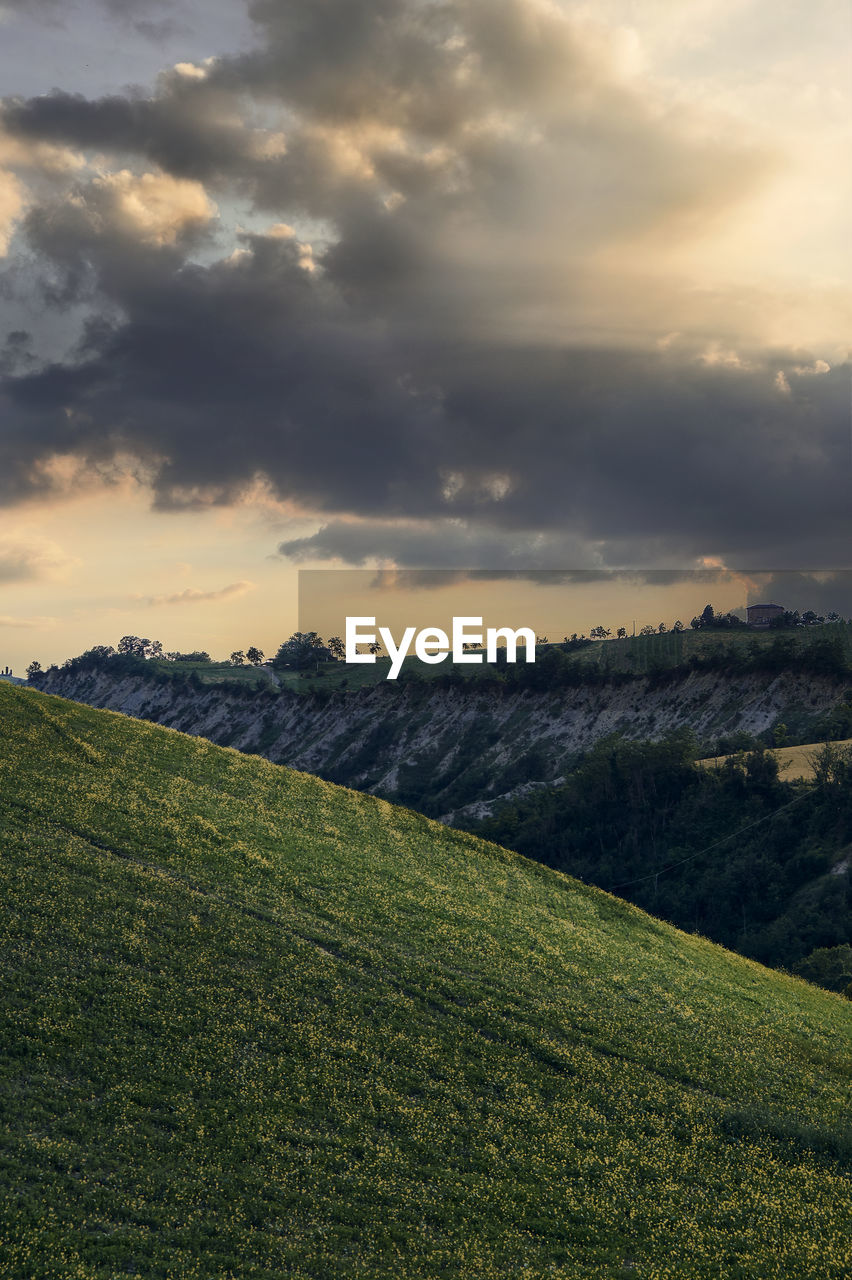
[
  {"x1": 2, "y1": 88, "x2": 255, "y2": 185},
  {"x1": 1, "y1": 204, "x2": 847, "y2": 562},
  {"x1": 295, "y1": 566, "x2": 749, "y2": 594},
  {"x1": 1, "y1": 0, "x2": 176, "y2": 22},
  {"x1": 232, "y1": 0, "x2": 472, "y2": 131},
  {"x1": 0, "y1": 0, "x2": 848, "y2": 570},
  {"x1": 281, "y1": 527, "x2": 597, "y2": 570},
  {"x1": 746, "y1": 573, "x2": 852, "y2": 620},
  {"x1": 0, "y1": 0, "x2": 59, "y2": 10},
  {"x1": 0, "y1": 330, "x2": 36, "y2": 373}
]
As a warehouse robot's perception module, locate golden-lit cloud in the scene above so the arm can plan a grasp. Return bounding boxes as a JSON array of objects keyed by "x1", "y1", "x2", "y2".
[
  {"x1": 0, "y1": 531, "x2": 76, "y2": 583},
  {"x1": 0, "y1": 124, "x2": 85, "y2": 175},
  {"x1": 140, "y1": 580, "x2": 255, "y2": 607},
  {"x1": 172, "y1": 62, "x2": 208, "y2": 81},
  {"x1": 89, "y1": 169, "x2": 216, "y2": 245},
  {"x1": 0, "y1": 613, "x2": 57, "y2": 628},
  {"x1": 0, "y1": 167, "x2": 23, "y2": 253}
]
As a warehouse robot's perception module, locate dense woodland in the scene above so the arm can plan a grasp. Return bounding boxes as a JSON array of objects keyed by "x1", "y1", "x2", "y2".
[{"x1": 470, "y1": 733, "x2": 852, "y2": 983}]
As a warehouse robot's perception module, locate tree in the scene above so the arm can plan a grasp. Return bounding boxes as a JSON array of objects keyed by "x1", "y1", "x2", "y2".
[
  {"x1": 368, "y1": 640, "x2": 382, "y2": 656},
  {"x1": 273, "y1": 632, "x2": 331, "y2": 670},
  {"x1": 246, "y1": 646, "x2": 265, "y2": 665},
  {"x1": 639, "y1": 624, "x2": 655, "y2": 636},
  {"x1": 26, "y1": 660, "x2": 42, "y2": 680},
  {"x1": 657, "y1": 622, "x2": 667, "y2": 634},
  {"x1": 327, "y1": 636, "x2": 345, "y2": 660},
  {"x1": 230, "y1": 650, "x2": 246, "y2": 666},
  {"x1": 84, "y1": 645, "x2": 115, "y2": 664},
  {"x1": 793, "y1": 945, "x2": 852, "y2": 994},
  {"x1": 808, "y1": 741, "x2": 852, "y2": 789},
  {"x1": 672, "y1": 620, "x2": 684, "y2": 632},
  {"x1": 700, "y1": 604, "x2": 715, "y2": 628},
  {"x1": 770, "y1": 610, "x2": 800, "y2": 629},
  {"x1": 715, "y1": 612, "x2": 745, "y2": 630},
  {"x1": 117, "y1": 635, "x2": 145, "y2": 657},
  {"x1": 118, "y1": 636, "x2": 163, "y2": 659},
  {"x1": 616, "y1": 627, "x2": 627, "y2": 640}
]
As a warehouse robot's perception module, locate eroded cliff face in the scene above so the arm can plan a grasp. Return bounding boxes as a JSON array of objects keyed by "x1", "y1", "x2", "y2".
[{"x1": 34, "y1": 665, "x2": 846, "y2": 820}]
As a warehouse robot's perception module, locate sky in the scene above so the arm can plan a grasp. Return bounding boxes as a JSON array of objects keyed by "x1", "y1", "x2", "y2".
[{"x1": 0, "y1": 0, "x2": 850, "y2": 671}]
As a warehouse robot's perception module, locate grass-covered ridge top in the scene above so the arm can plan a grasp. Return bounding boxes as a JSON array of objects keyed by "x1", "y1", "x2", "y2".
[
  {"x1": 35, "y1": 617, "x2": 852, "y2": 697},
  {"x1": 1, "y1": 683, "x2": 851, "y2": 1279}
]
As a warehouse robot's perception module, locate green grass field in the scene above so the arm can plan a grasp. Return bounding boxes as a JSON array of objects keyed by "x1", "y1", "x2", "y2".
[
  {"x1": 1, "y1": 683, "x2": 851, "y2": 1279},
  {"x1": 148, "y1": 653, "x2": 494, "y2": 691}
]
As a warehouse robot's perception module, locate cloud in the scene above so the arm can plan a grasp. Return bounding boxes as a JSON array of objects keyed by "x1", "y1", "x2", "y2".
[
  {"x1": 0, "y1": 613, "x2": 57, "y2": 628},
  {"x1": 0, "y1": 218, "x2": 847, "y2": 565},
  {"x1": 295, "y1": 563, "x2": 758, "y2": 597},
  {"x1": 0, "y1": 532, "x2": 74, "y2": 583},
  {"x1": 0, "y1": 0, "x2": 848, "y2": 572},
  {"x1": 280, "y1": 520, "x2": 597, "y2": 570},
  {"x1": 0, "y1": 168, "x2": 23, "y2": 254},
  {"x1": 0, "y1": 0, "x2": 180, "y2": 37},
  {"x1": 142, "y1": 580, "x2": 255, "y2": 606},
  {"x1": 0, "y1": 0, "x2": 774, "y2": 250},
  {"x1": 745, "y1": 571, "x2": 852, "y2": 620},
  {"x1": 0, "y1": 0, "x2": 62, "y2": 17},
  {"x1": 85, "y1": 169, "x2": 216, "y2": 246}
]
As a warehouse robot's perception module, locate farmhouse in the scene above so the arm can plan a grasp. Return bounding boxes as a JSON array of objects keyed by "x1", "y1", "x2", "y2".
[{"x1": 746, "y1": 603, "x2": 785, "y2": 628}]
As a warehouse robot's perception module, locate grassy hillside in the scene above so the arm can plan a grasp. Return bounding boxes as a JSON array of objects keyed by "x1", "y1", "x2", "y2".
[{"x1": 1, "y1": 685, "x2": 851, "y2": 1279}]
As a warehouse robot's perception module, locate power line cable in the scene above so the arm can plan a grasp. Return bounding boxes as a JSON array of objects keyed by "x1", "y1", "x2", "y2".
[{"x1": 609, "y1": 788, "x2": 814, "y2": 892}]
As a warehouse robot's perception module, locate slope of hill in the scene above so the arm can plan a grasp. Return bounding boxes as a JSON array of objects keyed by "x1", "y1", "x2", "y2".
[
  {"x1": 1, "y1": 683, "x2": 851, "y2": 1279},
  {"x1": 33, "y1": 662, "x2": 852, "y2": 821}
]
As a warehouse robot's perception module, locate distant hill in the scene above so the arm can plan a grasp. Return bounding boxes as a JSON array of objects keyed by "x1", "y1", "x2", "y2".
[
  {"x1": 1, "y1": 683, "x2": 851, "y2": 1279},
  {"x1": 35, "y1": 619, "x2": 852, "y2": 694},
  {"x1": 32, "y1": 656, "x2": 852, "y2": 822}
]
